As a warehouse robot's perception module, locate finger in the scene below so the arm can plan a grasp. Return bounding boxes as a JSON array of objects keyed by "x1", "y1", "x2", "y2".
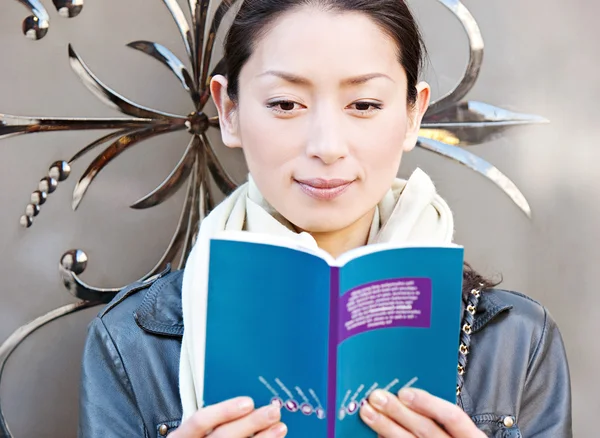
[
  {"x1": 210, "y1": 404, "x2": 283, "y2": 438},
  {"x1": 359, "y1": 401, "x2": 413, "y2": 437},
  {"x1": 397, "y1": 389, "x2": 486, "y2": 437},
  {"x1": 368, "y1": 389, "x2": 449, "y2": 438},
  {"x1": 254, "y1": 422, "x2": 288, "y2": 438},
  {"x1": 170, "y1": 397, "x2": 254, "y2": 437}
]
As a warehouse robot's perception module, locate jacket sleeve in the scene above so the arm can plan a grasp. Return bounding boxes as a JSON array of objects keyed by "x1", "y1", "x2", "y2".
[
  {"x1": 519, "y1": 309, "x2": 573, "y2": 437},
  {"x1": 78, "y1": 317, "x2": 148, "y2": 438}
]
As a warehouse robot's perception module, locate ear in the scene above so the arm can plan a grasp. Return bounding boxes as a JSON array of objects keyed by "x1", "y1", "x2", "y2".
[
  {"x1": 210, "y1": 75, "x2": 242, "y2": 148},
  {"x1": 402, "y1": 81, "x2": 431, "y2": 152}
]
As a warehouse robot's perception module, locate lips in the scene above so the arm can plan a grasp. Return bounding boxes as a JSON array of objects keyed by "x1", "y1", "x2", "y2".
[{"x1": 294, "y1": 178, "x2": 354, "y2": 200}]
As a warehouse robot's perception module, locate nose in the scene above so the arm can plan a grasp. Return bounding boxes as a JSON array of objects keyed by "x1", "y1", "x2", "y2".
[{"x1": 305, "y1": 106, "x2": 349, "y2": 165}]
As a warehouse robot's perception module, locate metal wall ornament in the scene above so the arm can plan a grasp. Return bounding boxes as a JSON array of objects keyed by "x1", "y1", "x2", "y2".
[
  {"x1": 14, "y1": 0, "x2": 84, "y2": 40},
  {"x1": 0, "y1": 0, "x2": 546, "y2": 436}
]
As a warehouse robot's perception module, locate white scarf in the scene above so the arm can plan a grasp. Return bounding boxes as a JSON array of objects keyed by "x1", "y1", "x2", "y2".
[{"x1": 179, "y1": 167, "x2": 454, "y2": 419}]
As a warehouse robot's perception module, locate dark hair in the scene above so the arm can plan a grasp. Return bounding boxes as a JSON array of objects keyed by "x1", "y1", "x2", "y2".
[
  {"x1": 463, "y1": 262, "x2": 501, "y2": 301},
  {"x1": 223, "y1": 0, "x2": 425, "y2": 105},
  {"x1": 223, "y1": 0, "x2": 500, "y2": 298}
]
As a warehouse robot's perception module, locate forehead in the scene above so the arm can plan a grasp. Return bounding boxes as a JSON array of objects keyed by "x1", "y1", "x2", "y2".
[{"x1": 242, "y1": 7, "x2": 406, "y2": 83}]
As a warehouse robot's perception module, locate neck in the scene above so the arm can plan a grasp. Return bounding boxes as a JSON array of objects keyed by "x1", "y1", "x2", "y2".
[{"x1": 307, "y1": 208, "x2": 376, "y2": 258}]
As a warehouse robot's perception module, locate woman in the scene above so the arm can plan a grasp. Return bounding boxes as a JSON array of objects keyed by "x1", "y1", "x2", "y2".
[{"x1": 78, "y1": 0, "x2": 572, "y2": 437}]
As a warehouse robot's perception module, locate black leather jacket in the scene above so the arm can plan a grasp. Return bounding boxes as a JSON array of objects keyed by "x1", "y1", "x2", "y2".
[{"x1": 78, "y1": 267, "x2": 573, "y2": 437}]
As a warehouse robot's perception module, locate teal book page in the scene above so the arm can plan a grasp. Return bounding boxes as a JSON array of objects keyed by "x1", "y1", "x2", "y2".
[
  {"x1": 333, "y1": 246, "x2": 464, "y2": 437},
  {"x1": 203, "y1": 238, "x2": 332, "y2": 437}
]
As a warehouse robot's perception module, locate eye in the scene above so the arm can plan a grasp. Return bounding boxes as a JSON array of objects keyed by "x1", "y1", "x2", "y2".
[
  {"x1": 348, "y1": 101, "x2": 383, "y2": 115},
  {"x1": 266, "y1": 100, "x2": 304, "y2": 114}
]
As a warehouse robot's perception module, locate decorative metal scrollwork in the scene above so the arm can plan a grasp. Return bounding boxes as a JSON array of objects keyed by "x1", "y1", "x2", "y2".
[
  {"x1": 14, "y1": 0, "x2": 83, "y2": 40},
  {"x1": 0, "y1": 1, "x2": 547, "y2": 436},
  {"x1": 3, "y1": 0, "x2": 240, "y2": 301}
]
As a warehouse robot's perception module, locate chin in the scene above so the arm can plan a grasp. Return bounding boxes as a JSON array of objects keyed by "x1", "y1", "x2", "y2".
[{"x1": 288, "y1": 213, "x2": 358, "y2": 234}]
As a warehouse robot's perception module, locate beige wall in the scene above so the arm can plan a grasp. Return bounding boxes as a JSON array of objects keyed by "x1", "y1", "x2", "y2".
[{"x1": 0, "y1": 0, "x2": 596, "y2": 436}]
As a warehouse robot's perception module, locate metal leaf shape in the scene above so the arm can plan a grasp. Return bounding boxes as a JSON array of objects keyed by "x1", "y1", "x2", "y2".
[
  {"x1": 427, "y1": 0, "x2": 484, "y2": 116},
  {"x1": 202, "y1": 133, "x2": 237, "y2": 194},
  {"x1": 417, "y1": 137, "x2": 531, "y2": 217},
  {"x1": 200, "y1": 58, "x2": 226, "y2": 108},
  {"x1": 68, "y1": 44, "x2": 188, "y2": 122},
  {"x1": 130, "y1": 135, "x2": 199, "y2": 209},
  {"x1": 201, "y1": 0, "x2": 240, "y2": 90},
  {"x1": 202, "y1": 150, "x2": 215, "y2": 216},
  {"x1": 203, "y1": 175, "x2": 215, "y2": 215},
  {"x1": 189, "y1": 0, "x2": 211, "y2": 85},
  {"x1": 162, "y1": 0, "x2": 194, "y2": 67},
  {"x1": 72, "y1": 125, "x2": 181, "y2": 210},
  {"x1": 68, "y1": 129, "x2": 136, "y2": 163},
  {"x1": 208, "y1": 115, "x2": 220, "y2": 128},
  {"x1": 0, "y1": 114, "x2": 152, "y2": 140},
  {"x1": 0, "y1": 300, "x2": 98, "y2": 436},
  {"x1": 421, "y1": 101, "x2": 549, "y2": 146},
  {"x1": 127, "y1": 41, "x2": 199, "y2": 107},
  {"x1": 178, "y1": 150, "x2": 201, "y2": 268},
  {"x1": 150, "y1": 172, "x2": 197, "y2": 273}
]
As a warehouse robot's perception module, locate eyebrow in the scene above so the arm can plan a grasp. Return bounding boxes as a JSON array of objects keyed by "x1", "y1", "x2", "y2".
[{"x1": 258, "y1": 70, "x2": 395, "y2": 86}]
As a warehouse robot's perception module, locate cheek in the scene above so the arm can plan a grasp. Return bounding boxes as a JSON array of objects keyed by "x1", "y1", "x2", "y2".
[
  {"x1": 351, "y1": 114, "x2": 409, "y2": 181},
  {"x1": 237, "y1": 106, "x2": 309, "y2": 210},
  {"x1": 237, "y1": 106, "x2": 301, "y2": 174}
]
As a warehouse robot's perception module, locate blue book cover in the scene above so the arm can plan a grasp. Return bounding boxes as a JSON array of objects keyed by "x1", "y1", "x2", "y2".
[{"x1": 203, "y1": 231, "x2": 464, "y2": 438}]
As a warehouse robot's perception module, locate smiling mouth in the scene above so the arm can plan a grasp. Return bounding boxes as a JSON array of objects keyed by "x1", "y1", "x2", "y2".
[{"x1": 294, "y1": 178, "x2": 354, "y2": 200}]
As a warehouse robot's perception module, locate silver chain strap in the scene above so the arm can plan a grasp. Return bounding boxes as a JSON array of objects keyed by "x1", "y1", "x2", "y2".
[{"x1": 456, "y1": 283, "x2": 484, "y2": 398}]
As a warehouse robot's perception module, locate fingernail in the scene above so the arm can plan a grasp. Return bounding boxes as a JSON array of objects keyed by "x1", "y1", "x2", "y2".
[
  {"x1": 270, "y1": 423, "x2": 287, "y2": 437},
  {"x1": 237, "y1": 397, "x2": 254, "y2": 412},
  {"x1": 398, "y1": 389, "x2": 415, "y2": 405},
  {"x1": 361, "y1": 403, "x2": 379, "y2": 423},
  {"x1": 370, "y1": 389, "x2": 388, "y2": 408},
  {"x1": 266, "y1": 405, "x2": 281, "y2": 421}
]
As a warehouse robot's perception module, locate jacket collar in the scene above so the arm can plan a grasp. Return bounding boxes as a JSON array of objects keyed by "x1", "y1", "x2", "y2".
[
  {"x1": 134, "y1": 269, "x2": 512, "y2": 338},
  {"x1": 134, "y1": 268, "x2": 185, "y2": 338},
  {"x1": 471, "y1": 290, "x2": 512, "y2": 333}
]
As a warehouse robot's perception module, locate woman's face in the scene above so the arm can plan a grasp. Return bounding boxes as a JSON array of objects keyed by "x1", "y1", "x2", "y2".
[{"x1": 212, "y1": 6, "x2": 430, "y2": 233}]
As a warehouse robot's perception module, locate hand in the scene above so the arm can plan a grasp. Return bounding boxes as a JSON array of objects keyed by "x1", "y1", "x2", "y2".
[
  {"x1": 170, "y1": 397, "x2": 287, "y2": 438},
  {"x1": 359, "y1": 388, "x2": 485, "y2": 437}
]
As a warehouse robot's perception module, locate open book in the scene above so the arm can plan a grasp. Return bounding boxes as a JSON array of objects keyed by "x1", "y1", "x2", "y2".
[{"x1": 203, "y1": 231, "x2": 464, "y2": 438}]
